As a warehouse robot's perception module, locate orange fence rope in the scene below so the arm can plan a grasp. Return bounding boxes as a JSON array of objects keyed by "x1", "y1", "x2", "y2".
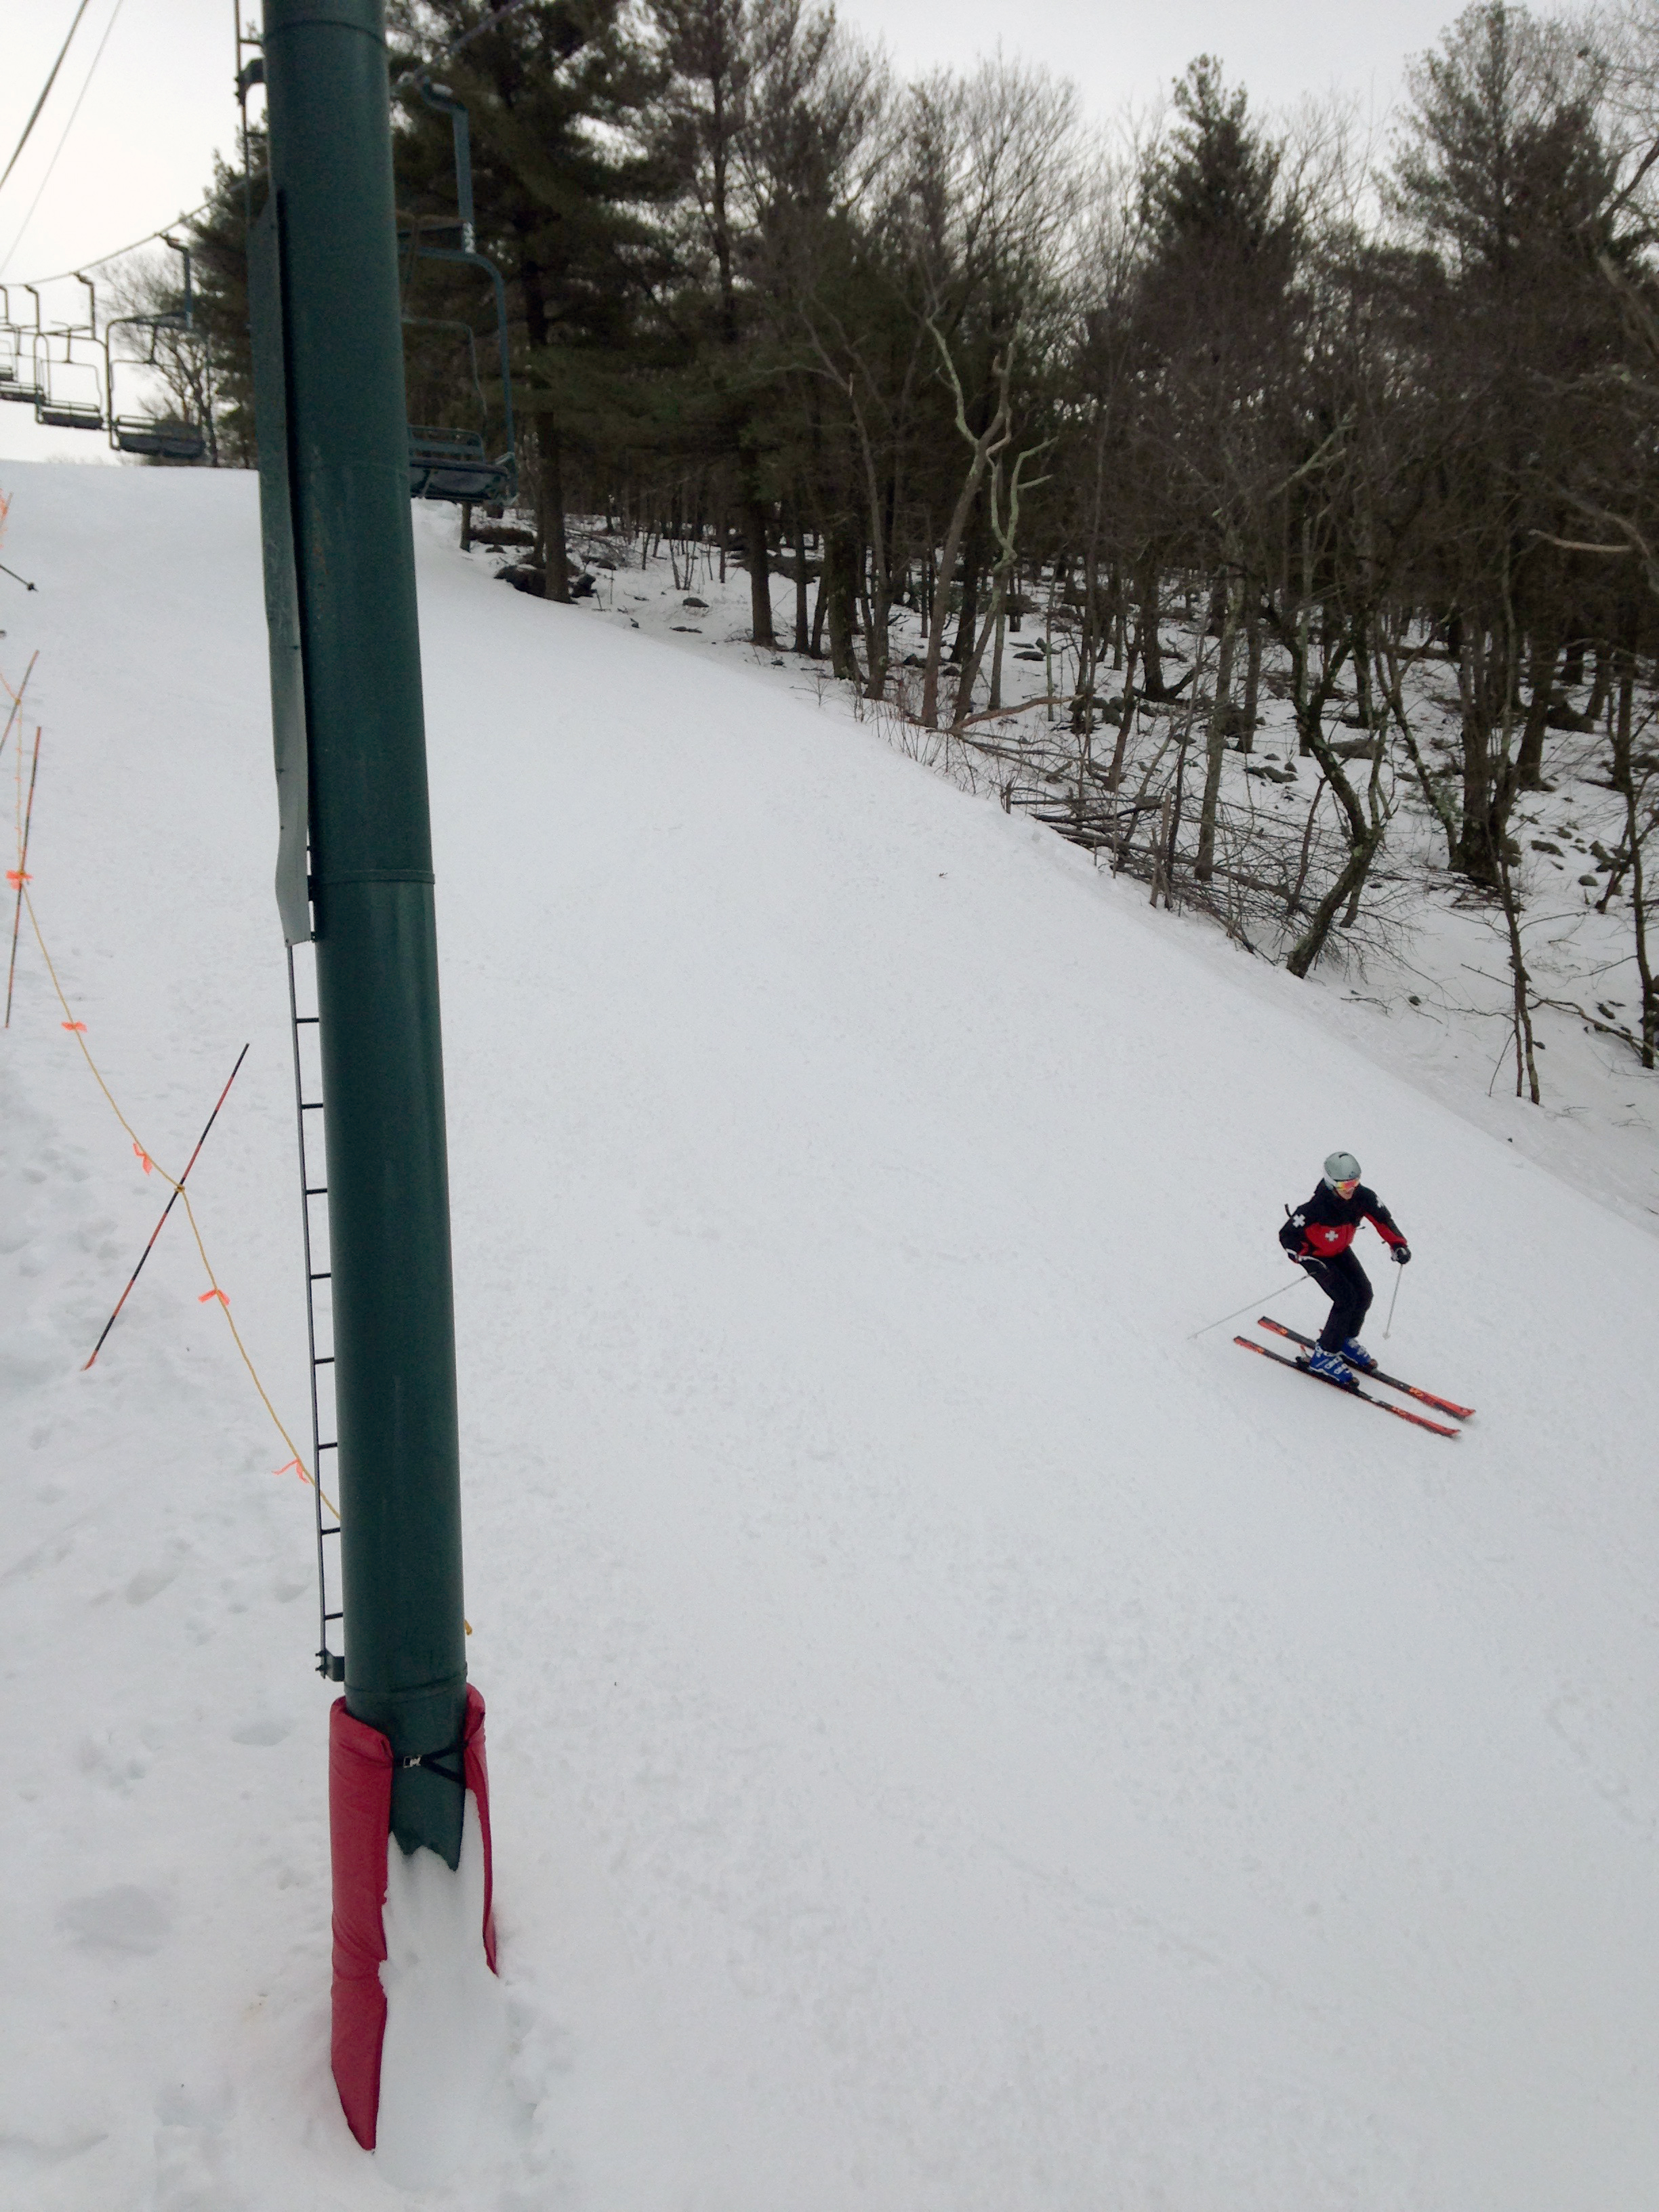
[{"x1": 20, "y1": 882, "x2": 340, "y2": 1521}]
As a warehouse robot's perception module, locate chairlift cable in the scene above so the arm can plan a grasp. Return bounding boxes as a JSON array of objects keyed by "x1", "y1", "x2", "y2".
[
  {"x1": 442, "y1": 0, "x2": 537, "y2": 64},
  {"x1": 391, "y1": 1, "x2": 537, "y2": 100},
  {"x1": 2, "y1": 199, "x2": 213, "y2": 295},
  {"x1": 3, "y1": 3, "x2": 530, "y2": 292},
  {"x1": 0, "y1": 0, "x2": 96, "y2": 201},
  {"x1": 0, "y1": 0, "x2": 129, "y2": 279}
]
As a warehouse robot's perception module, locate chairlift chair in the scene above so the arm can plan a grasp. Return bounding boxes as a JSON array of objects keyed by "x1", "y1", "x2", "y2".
[
  {"x1": 0, "y1": 288, "x2": 29, "y2": 396},
  {"x1": 112, "y1": 412, "x2": 208, "y2": 462},
  {"x1": 404, "y1": 312, "x2": 503, "y2": 498},
  {"x1": 33, "y1": 335, "x2": 105, "y2": 430},
  {"x1": 398, "y1": 76, "x2": 516, "y2": 507},
  {"x1": 0, "y1": 286, "x2": 42, "y2": 405},
  {"x1": 103, "y1": 241, "x2": 207, "y2": 462},
  {"x1": 31, "y1": 276, "x2": 105, "y2": 432}
]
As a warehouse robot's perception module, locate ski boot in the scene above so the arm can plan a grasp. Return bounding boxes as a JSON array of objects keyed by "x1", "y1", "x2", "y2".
[
  {"x1": 1307, "y1": 1344, "x2": 1359, "y2": 1389},
  {"x1": 1340, "y1": 1338, "x2": 1378, "y2": 1373}
]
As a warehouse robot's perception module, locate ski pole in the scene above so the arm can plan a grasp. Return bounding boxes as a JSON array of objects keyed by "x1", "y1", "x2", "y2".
[
  {"x1": 83, "y1": 1042, "x2": 250, "y2": 1368},
  {"x1": 1383, "y1": 1265, "x2": 1403, "y2": 1340},
  {"x1": 1189, "y1": 1271, "x2": 1311, "y2": 1340}
]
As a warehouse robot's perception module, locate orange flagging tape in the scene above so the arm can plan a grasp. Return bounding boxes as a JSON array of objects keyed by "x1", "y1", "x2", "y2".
[
  {"x1": 24, "y1": 874, "x2": 472, "y2": 1618},
  {"x1": 6, "y1": 868, "x2": 28, "y2": 886},
  {"x1": 274, "y1": 1458, "x2": 340, "y2": 1516},
  {"x1": 22, "y1": 882, "x2": 321, "y2": 1515}
]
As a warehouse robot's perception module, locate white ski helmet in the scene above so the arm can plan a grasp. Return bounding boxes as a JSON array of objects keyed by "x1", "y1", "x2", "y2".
[{"x1": 1323, "y1": 1151, "x2": 1362, "y2": 1187}]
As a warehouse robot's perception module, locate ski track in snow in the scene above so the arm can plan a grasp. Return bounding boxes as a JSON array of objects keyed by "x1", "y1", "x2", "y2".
[{"x1": 1, "y1": 464, "x2": 1657, "y2": 2210}]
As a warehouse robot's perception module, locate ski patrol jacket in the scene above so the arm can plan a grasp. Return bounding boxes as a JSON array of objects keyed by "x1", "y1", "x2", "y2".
[{"x1": 1278, "y1": 1181, "x2": 1408, "y2": 1263}]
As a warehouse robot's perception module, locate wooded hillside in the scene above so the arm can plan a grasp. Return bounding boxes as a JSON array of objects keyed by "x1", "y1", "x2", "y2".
[{"x1": 185, "y1": 0, "x2": 1659, "y2": 1054}]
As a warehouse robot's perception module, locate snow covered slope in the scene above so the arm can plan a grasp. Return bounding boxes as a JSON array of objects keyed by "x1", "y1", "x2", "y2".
[{"x1": 2, "y1": 461, "x2": 1657, "y2": 2211}]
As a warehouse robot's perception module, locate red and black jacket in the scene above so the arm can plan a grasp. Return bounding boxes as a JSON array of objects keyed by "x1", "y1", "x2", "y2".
[{"x1": 1279, "y1": 1181, "x2": 1407, "y2": 1263}]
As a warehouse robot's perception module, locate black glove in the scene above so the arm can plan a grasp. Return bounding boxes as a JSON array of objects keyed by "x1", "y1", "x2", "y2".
[{"x1": 1391, "y1": 1243, "x2": 1411, "y2": 1265}]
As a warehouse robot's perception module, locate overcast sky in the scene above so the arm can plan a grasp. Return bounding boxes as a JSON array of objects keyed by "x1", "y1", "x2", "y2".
[{"x1": 0, "y1": 0, "x2": 1492, "y2": 464}]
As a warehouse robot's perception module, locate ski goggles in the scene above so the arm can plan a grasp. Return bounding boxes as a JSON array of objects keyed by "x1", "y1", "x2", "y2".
[{"x1": 1333, "y1": 1177, "x2": 1359, "y2": 1195}]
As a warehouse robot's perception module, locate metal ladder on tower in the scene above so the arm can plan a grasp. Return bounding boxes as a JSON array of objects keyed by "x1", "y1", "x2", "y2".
[{"x1": 286, "y1": 941, "x2": 345, "y2": 1681}]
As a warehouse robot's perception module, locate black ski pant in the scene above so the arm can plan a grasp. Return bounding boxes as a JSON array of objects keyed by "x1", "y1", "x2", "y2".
[{"x1": 1300, "y1": 1248, "x2": 1373, "y2": 1352}]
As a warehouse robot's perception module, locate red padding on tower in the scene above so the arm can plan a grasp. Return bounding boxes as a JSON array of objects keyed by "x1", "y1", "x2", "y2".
[
  {"x1": 329, "y1": 1700, "x2": 392, "y2": 2150},
  {"x1": 329, "y1": 1687, "x2": 499, "y2": 2151},
  {"x1": 462, "y1": 1685, "x2": 499, "y2": 1973}
]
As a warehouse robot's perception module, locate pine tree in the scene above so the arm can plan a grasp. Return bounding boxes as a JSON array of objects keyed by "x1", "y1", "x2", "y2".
[
  {"x1": 1391, "y1": 1, "x2": 1640, "y2": 869},
  {"x1": 182, "y1": 142, "x2": 265, "y2": 468},
  {"x1": 392, "y1": 0, "x2": 670, "y2": 596}
]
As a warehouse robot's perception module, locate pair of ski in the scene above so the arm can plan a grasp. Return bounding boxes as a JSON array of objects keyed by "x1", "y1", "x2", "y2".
[{"x1": 1235, "y1": 1317, "x2": 1473, "y2": 1439}]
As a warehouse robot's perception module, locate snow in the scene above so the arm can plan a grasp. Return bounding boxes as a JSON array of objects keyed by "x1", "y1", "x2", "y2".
[
  {"x1": 1, "y1": 459, "x2": 1658, "y2": 2209},
  {"x1": 376, "y1": 1798, "x2": 508, "y2": 2190},
  {"x1": 569, "y1": 529, "x2": 1659, "y2": 1234}
]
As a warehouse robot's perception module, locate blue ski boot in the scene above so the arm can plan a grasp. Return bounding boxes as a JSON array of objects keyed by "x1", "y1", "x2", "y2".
[
  {"x1": 1340, "y1": 1338, "x2": 1378, "y2": 1373},
  {"x1": 1307, "y1": 1344, "x2": 1359, "y2": 1389}
]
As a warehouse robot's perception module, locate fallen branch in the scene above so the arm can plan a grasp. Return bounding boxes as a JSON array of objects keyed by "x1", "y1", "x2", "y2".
[{"x1": 1531, "y1": 992, "x2": 1644, "y2": 1055}]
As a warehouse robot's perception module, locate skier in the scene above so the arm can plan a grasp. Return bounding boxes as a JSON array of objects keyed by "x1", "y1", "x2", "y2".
[{"x1": 1278, "y1": 1151, "x2": 1411, "y2": 1387}]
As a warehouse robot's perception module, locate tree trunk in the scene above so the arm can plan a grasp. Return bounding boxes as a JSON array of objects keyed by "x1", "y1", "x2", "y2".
[
  {"x1": 1070, "y1": 548, "x2": 1099, "y2": 737},
  {"x1": 951, "y1": 531, "x2": 982, "y2": 668},
  {"x1": 1379, "y1": 636, "x2": 1458, "y2": 869},
  {"x1": 1610, "y1": 607, "x2": 1637, "y2": 793},
  {"x1": 792, "y1": 509, "x2": 810, "y2": 655},
  {"x1": 861, "y1": 541, "x2": 890, "y2": 701},
  {"x1": 1106, "y1": 691, "x2": 1135, "y2": 794},
  {"x1": 535, "y1": 422, "x2": 570, "y2": 605},
  {"x1": 1195, "y1": 571, "x2": 1242, "y2": 884},
  {"x1": 824, "y1": 523, "x2": 859, "y2": 682},
  {"x1": 1286, "y1": 819, "x2": 1386, "y2": 977},
  {"x1": 1584, "y1": 640, "x2": 1613, "y2": 729},
  {"x1": 1240, "y1": 587, "x2": 1261, "y2": 754},
  {"x1": 1136, "y1": 557, "x2": 1165, "y2": 697},
  {"x1": 1496, "y1": 844, "x2": 1542, "y2": 1103},
  {"x1": 1456, "y1": 624, "x2": 1502, "y2": 886},
  {"x1": 1160, "y1": 718, "x2": 1193, "y2": 908},
  {"x1": 745, "y1": 494, "x2": 775, "y2": 647},
  {"x1": 951, "y1": 560, "x2": 1012, "y2": 732},
  {"x1": 919, "y1": 375, "x2": 1010, "y2": 728},
  {"x1": 1631, "y1": 814, "x2": 1656, "y2": 1069},
  {"x1": 1515, "y1": 618, "x2": 1562, "y2": 790}
]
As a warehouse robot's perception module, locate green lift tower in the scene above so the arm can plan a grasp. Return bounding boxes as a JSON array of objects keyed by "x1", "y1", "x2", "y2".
[{"x1": 247, "y1": 0, "x2": 491, "y2": 2148}]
